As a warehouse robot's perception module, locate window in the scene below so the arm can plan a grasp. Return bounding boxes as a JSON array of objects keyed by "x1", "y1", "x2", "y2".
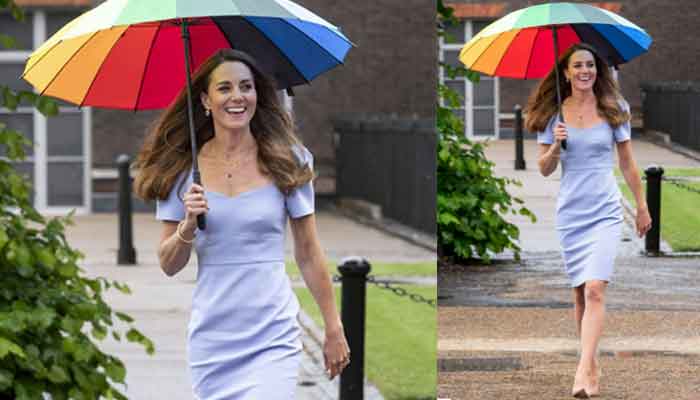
[{"x1": 440, "y1": 19, "x2": 499, "y2": 138}]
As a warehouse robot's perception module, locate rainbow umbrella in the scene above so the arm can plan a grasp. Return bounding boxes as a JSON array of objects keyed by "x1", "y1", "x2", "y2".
[
  {"x1": 22, "y1": 0, "x2": 353, "y2": 110},
  {"x1": 22, "y1": 0, "x2": 353, "y2": 229},
  {"x1": 458, "y1": 2, "x2": 651, "y2": 149}
]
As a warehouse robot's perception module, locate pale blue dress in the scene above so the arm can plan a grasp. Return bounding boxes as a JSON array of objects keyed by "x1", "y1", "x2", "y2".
[
  {"x1": 156, "y1": 147, "x2": 314, "y2": 399},
  {"x1": 537, "y1": 107, "x2": 631, "y2": 288}
]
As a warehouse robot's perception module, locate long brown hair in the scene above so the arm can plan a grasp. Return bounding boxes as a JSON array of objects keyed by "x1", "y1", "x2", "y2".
[
  {"x1": 134, "y1": 49, "x2": 313, "y2": 201},
  {"x1": 525, "y1": 43, "x2": 630, "y2": 133}
]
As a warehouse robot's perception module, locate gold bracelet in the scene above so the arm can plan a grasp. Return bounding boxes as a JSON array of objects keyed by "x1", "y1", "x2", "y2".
[{"x1": 176, "y1": 221, "x2": 195, "y2": 244}]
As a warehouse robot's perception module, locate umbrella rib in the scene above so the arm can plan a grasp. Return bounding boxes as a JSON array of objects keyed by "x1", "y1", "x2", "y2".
[
  {"x1": 78, "y1": 27, "x2": 130, "y2": 108},
  {"x1": 132, "y1": 22, "x2": 163, "y2": 111},
  {"x1": 38, "y1": 30, "x2": 100, "y2": 99},
  {"x1": 212, "y1": 17, "x2": 310, "y2": 86}
]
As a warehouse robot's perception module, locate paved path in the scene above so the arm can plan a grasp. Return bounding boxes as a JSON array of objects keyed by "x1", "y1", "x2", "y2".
[
  {"x1": 64, "y1": 210, "x2": 434, "y2": 400},
  {"x1": 438, "y1": 138, "x2": 700, "y2": 400}
]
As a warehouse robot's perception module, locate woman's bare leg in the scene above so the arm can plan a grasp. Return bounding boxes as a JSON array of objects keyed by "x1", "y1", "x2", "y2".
[{"x1": 577, "y1": 280, "x2": 607, "y2": 393}]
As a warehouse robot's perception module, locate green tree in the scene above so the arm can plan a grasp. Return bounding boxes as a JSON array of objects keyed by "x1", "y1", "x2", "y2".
[
  {"x1": 437, "y1": 0, "x2": 535, "y2": 263},
  {"x1": 1, "y1": 2, "x2": 154, "y2": 398}
]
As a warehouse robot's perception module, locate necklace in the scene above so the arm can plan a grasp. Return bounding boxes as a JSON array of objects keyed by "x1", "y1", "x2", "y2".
[
  {"x1": 564, "y1": 98, "x2": 595, "y2": 124},
  {"x1": 200, "y1": 142, "x2": 257, "y2": 180}
]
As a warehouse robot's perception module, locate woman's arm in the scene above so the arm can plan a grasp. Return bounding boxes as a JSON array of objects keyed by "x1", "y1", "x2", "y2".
[
  {"x1": 290, "y1": 214, "x2": 349, "y2": 379},
  {"x1": 538, "y1": 143, "x2": 560, "y2": 177},
  {"x1": 157, "y1": 221, "x2": 193, "y2": 276},
  {"x1": 617, "y1": 140, "x2": 652, "y2": 237},
  {"x1": 538, "y1": 122, "x2": 567, "y2": 177},
  {"x1": 157, "y1": 183, "x2": 208, "y2": 276}
]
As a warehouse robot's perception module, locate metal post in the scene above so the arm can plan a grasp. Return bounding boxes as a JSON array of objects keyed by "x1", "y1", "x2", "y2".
[
  {"x1": 117, "y1": 154, "x2": 136, "y2": 265},
  {"x1": 644, "y1": 165, "x2": 664, "y2": 255},
  {"x1": 338, "y1": 256, "x2": 371, "y2": 400},
  {"x1": 514, "y1": 104, "x2": 526, "y2": 170}
]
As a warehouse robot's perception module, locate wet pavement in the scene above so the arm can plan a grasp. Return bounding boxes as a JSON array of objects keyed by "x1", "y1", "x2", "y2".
[{"x1": 439, "y1": 254, "x2": 700, "y2": 312}]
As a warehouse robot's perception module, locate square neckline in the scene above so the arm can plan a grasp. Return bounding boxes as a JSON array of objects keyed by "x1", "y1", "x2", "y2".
[{"x1": 203, "y1": 182, "x2": 276, "y2": 201}]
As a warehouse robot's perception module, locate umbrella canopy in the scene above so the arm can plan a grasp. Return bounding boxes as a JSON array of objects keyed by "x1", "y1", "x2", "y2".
[
  {"x1": 22, "y1": 0, "x2": 353, "y2": 110},
  {"x1": 459, "y1": 2, "x2": 652, "y2": 79}
]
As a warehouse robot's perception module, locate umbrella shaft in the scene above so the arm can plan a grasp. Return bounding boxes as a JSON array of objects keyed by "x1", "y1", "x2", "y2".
[
  {"x1": 181, "y1": 19, "x2": 206, "y2": 230},
  {"x1": 181, "y1": 19, "x2": 200, "y2": 177},
  {"x1": 551, "y1": 25, "x2": 567, "y2": 150}
]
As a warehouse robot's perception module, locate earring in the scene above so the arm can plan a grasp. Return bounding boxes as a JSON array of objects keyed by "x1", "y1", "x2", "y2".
[{"x1": 205, "y1": 108, "x2": 211, "y2": 117}]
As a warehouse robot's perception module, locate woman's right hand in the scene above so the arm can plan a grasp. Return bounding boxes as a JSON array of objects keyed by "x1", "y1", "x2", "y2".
[
  {"x1": 553, "y1": 122, "x2": 568, "y2": 147},
  {"x1": 183, "y1": 183, "x2": 209, "y2": 231}
]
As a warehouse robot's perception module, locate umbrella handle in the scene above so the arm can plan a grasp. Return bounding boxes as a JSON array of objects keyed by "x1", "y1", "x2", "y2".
[
  {"x1": 192, "y1": 169, "x2": 207, "y2": 231},
  {"x1": 197, "y1": 213, "x2": 207, "y2": 231}
]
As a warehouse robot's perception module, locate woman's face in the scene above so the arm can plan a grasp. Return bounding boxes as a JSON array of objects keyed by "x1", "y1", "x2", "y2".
[
  {"x1": 565, "y1": 49, "x2": 597, "y2": 92},
  {"x1": 201, "y1": 61, "x2": 258, "y2": 133}
]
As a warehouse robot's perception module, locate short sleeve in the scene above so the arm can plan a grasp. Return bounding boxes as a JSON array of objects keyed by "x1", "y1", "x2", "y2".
[
  {"x1": 285, "y1": 146, "x2": 315, "y2": 219},
  {"x1": 155, "y1": 172, "x2": 188, "y2": 222},
  {"x1": 536, "y1": 115, "x2": 557, "y2": 144},
  {"x1": 614, "y1": 99, "x2": 631, "y2": 143}
]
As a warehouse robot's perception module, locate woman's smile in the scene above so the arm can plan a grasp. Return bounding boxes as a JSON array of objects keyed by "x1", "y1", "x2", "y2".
[{"x1": 202, "y1": 61, "x2": 258, "y2": 133}]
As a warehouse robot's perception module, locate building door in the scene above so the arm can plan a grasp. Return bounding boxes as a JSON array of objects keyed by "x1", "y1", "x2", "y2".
[
  {"x1": 0, "y1": 9, "x2": 91, "y2": 215},
  {"x1": 440, "y1": 19, "x2": 499, "y2": 139}
]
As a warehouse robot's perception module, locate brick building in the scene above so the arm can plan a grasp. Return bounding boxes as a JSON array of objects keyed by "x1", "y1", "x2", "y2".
[
  {"x1": 2, "y1": 0, "x2": 436, "y2": 216},
  {"x1": 441, "y1": 0, "x2": 700, "y2": 139}
]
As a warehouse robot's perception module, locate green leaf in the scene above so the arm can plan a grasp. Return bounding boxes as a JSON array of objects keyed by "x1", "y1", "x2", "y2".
[
  {"x1": 0, "y1": 226, "x2": 9, "y2": 249},
  {"x1": 0, "y1": 368, "x2": 14, "y2": 391},
  {"x1": 105, "y1": 361, "x2": 126, "y2": 383},
  {"x1": 114, "y1": 311, "x2": 134, "y2": 323},
  {"x1": 91, "y1": 324, "x2": 107, "y2": 341},
  {"x1": 0, "y1": 337, "x2": 26, "y2": 359},
  {"x1": 0, "y1": 33, "x2": 16, "y2": 49},
  {"x1": 47, "y1": 365, "x2": 69, "y2": 384},
  {"x1": 34, "y1": 247, "x2": 57, "y2": 269},
  {"x1": 57, "y1": 262, "x2": 78, "y2": 277},
  {"x1": 2, "y1": 87, "x2": 19, "y2": 110},
  {"x1": 112, "y1": 281, "x2": 132, "y2": 294},
  {"x1": 10, "y1": 3, "x2": 25, "y2": 22},
  {"x1": 126, "y1": 328, "x2": 155, "y2": 355},
  {"x1": 35, "y1": 95, "x2": 59, "y2": 117}
]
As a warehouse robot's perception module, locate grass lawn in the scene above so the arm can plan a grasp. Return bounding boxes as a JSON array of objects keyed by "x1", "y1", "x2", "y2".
[
  {"x1": 295, "y1": 285, "x2": 436, "y2": 400},
  {"x1": 285, "y1": 261, "x2": 436, "y2": 279},
  {"x1": 616, "y1": 167, "x2": 700, "y2": 251}
]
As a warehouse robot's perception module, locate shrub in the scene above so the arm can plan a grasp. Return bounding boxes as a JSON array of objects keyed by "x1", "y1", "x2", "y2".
[
  {"x1": 437, "y1": 1, "x2": 535, "y2": 262},
  {"x1": 1, "y1": 2, "x2": 154, "y2": 398}
]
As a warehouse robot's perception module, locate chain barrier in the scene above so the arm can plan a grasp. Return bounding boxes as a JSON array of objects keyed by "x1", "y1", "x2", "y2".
[
  {"x1": 332, "y1": 274, "x2": 435, "y2": 308},
  {"x1": 662, "y1": 176, "x2": 700, "y2": 196}
]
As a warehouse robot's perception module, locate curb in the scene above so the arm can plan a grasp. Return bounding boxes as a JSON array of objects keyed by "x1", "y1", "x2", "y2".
[
  {"x1": 642, "y1": 131, "x2": 700, "y2": 163},
  {"x1": 329, "y1": 203, "x2": 437, "y2": 252}
]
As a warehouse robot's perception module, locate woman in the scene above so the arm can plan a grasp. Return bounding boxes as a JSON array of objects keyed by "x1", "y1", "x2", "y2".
[
  {"x1": 134, "y1": 49, "x2": 350, "y2": 399},
  {"x1": 526, "y1": 43, "x2": 651, "y2": 398}
]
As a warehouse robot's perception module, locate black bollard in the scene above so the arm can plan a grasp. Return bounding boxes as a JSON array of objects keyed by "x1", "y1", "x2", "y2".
[
  {"x1": 644, "y1": 165, "x2": 664, "y2": 255},
  {"x1": 514, "y1": 104, "x2": 526, "y2": 170},
  {"x1": 117, "y1": 154, "x2": 137, "y2": 265},
  {"x1": 337, "y1": 256, "x2": 371, "y2": 400}
]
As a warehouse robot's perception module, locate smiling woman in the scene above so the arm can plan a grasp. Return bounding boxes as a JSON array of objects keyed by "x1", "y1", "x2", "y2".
[{"x1": 132, "y1": 49, "x2": 350, "y2": 399}]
